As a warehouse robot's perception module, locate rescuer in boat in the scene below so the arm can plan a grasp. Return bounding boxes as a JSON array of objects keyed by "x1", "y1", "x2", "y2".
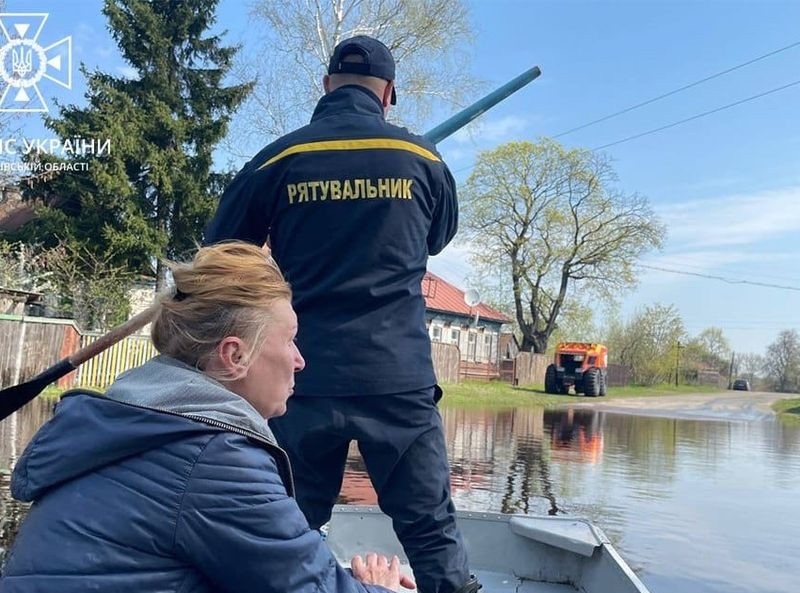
[
  {"x1": 204, "y1": 34, "x2": 477, "y2": 593},
  {"x1": 1, "y1": 242, "x2": 415, "y2": 593}
]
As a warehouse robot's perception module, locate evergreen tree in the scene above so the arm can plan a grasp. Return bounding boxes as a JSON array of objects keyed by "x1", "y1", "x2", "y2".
[{"x1": 20, "y1": 0, "x2": 252, "y2": 290}]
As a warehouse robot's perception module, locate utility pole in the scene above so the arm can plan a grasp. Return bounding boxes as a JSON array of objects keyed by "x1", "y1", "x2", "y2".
[
  {"x1": 675, "y1": 341, "x2": 682, "y2": 387},
  {"x1": 727, "y1": 351, "x2": 736, "y2": 389}
]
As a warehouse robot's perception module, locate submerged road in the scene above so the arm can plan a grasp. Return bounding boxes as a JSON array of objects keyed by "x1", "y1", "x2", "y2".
[{"x1": 567, "y1": 391, "x2": 788, "y2": 422}]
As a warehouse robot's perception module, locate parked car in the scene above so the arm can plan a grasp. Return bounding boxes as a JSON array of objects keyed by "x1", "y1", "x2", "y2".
[{"x1": 732, "y1": 379, "x2": 751, "y2": 391}]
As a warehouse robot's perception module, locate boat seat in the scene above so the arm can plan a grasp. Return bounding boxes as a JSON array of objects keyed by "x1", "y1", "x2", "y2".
[{"x1": 509, "y1": 516, "x2": 604, "y2": 557}]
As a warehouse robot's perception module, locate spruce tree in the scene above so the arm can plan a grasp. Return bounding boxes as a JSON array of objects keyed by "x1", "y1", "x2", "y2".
[{"x1": 21, "y1": 0, "x2": 252, "y2": 291}]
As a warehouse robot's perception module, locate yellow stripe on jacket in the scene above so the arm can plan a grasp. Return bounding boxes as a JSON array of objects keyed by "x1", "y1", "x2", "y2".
[{"x1": 257, "y1": 138, "x2": 441, "y2": 170}]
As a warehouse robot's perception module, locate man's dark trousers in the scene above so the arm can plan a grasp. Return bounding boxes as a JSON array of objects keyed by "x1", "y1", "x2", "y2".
[{"x1": 270, "y1": 387, "x2": 470, "y2": 593}]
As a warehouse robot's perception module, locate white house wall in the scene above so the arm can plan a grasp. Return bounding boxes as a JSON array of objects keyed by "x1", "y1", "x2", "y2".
[{"x1": 425, "y1": 313, "x2": 502, "y2": 364}]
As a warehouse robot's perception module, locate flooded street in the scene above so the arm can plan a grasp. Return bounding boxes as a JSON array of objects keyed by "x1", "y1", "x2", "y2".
[
  {"x1": 343, "y1": 405, "x2": 800, "y2": 593},
  {"x1": 2, "y1": 397, "x2": 799, "y2": 593}
]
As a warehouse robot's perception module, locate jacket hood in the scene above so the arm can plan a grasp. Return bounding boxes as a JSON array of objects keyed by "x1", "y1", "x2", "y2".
[{"x1": 11, "y1": 355, "x2": 275, "y2": 502}]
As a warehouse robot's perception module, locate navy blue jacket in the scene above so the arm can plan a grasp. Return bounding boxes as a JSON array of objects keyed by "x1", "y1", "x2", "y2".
[
  {"x1": 1, "y1": 391, "x2": 389, "y2": 593},
  {"x1": 205, "y1": 86, "x2": 458, "y2": 396}
]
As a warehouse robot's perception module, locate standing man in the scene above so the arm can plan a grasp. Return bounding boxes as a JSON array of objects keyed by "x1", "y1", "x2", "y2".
[{"x1": 204, "y1": 35, "x2": 477, "y2": 593}]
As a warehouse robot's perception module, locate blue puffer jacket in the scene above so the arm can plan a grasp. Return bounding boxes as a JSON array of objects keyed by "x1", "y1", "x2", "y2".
[{"x1": 1, "y1": 356, "x2": 391, "y2": 593}]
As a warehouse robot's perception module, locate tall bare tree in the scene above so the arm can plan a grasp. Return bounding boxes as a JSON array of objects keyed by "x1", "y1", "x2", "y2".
[
  {"x1": 764, "y1": 329, "x2": 800, "y2": 393},
  {"x1": 605, "y1": 304, "x2": 686, "y2": 386},
  {"x1": 737, "y1": 352, "x2": 765, "y2": 384},
  {"x1": 231, "y1": 0, "x2": 477, "y2": 152},
  {"x1": 682, "y1": 326, "x2": 731, "y2": 375},
  {"x1": 460, "y1": 139, "x2": 665, "y2": 353}
]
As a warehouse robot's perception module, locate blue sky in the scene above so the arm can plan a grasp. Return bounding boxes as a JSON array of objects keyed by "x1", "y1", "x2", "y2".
[{"x1": 4, "y1": 0, "x2": 800, "y2": 356}]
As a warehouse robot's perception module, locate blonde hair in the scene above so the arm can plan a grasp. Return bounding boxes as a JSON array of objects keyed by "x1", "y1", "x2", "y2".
[{"x1": 151, "y1": 241, "x2": 291, "y2": 380}]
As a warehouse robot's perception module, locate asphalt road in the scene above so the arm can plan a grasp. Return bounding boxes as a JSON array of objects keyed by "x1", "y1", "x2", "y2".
[{"x1": 567, "y1": 390, "x2": 788, "y2": 422}]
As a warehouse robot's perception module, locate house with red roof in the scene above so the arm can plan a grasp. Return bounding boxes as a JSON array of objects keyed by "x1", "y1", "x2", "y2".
[{"x1": 422, "y1": 272, "x2": 511, "y2": 378}]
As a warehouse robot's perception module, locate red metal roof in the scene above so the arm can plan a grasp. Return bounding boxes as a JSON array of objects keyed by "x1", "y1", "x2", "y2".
[{"x1": 422, "y1": 272, "x2": 511, "y2": 324}]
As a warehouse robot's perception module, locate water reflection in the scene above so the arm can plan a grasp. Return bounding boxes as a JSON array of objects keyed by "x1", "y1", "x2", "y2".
[
  {"x1": 338, "y1": 405, "x2": 800, "y2": 593},
  {"x1": 1, "y1": 398, "x2": 799, "y2": 593}
]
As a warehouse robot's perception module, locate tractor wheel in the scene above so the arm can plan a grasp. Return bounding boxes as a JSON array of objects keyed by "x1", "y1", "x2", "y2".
[
  {"x1": 599, "y1": 371, "x2": 607, "y2": 397},
  {"x1": 544, "y1": 364, "x2": 558, "y2": 394},
  {"x1": 584, "y1": 367, "x2": 600, "y2": 397}
]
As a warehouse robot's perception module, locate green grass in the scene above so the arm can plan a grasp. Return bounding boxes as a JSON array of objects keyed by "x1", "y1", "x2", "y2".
[
  {"x1": 771, "y1": 398, "x2": 800, "y2": 425},
  {"x1": 438, "y1": 381, "x2": 724, "y2": 409},
  {"x1": 41, "y1": 386, "x2": 64, "y2": 398},
  {"x1": 39, "y1": 381, "x2": 724, "y2": 410}
]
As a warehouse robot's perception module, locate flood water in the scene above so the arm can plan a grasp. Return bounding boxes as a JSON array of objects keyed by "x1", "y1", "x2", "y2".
[{"x1": 1, "y1": 398, "x2": 799, "y2": 593}]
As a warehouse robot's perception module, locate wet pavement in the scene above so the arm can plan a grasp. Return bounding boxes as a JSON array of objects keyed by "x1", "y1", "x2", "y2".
[{"x1": 566, "y1": 391, "x2": 786, "y2": 422}]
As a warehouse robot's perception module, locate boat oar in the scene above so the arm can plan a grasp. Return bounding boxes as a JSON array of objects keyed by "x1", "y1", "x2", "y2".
[
  {"x1": 423, "y1": 65, "x2": 541, "y2": 144},
  {"x1": 0, "y1": 303, "x2": 160, "y2": 421}
]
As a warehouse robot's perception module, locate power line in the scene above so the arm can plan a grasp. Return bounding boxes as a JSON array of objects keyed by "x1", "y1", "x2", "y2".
[
  {"x1": 684, "y1": 321, "x2": 800, "y2": 328},
  {"x1": 593, "y1": 78, "x2": 800, "y2": 150},
  {"x1": 553, "y1": 40, "x2": 800, "y2": 139},
  {"x1": 654, "y1": 258, "x2": 800, "y2": 284},
  {"x1": 639, "y1": 263, "x2": 800, "y2": 292},
  {"x1": 683, "y1": 325, "x2": 796, "y2": 331},
  {"x1": 451, "y1": 78, "x2": 800, "y2": 174},
  {"x1": 448, "y1": 42, "x2": 800, "y2": 174}
]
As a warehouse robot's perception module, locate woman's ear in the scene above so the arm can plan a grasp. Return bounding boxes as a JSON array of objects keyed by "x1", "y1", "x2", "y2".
[{"x1": 217, "y1": 337, "x2": 249, "y2": 378}]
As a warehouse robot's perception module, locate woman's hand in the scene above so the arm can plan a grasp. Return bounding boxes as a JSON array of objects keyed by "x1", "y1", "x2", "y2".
[{"x1": 351, "y1": 553, "x2": 417, "y2": 591}]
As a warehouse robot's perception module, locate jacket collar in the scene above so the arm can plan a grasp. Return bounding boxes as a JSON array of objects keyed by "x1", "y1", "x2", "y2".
[{"x1": 311, "y1": 85, "x2": 385, "y2": 121}]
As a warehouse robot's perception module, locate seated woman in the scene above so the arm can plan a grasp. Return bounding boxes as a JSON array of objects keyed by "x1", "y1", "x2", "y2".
[{"x1": 1, "y1": 241, "x2": 415, "y2": 593}]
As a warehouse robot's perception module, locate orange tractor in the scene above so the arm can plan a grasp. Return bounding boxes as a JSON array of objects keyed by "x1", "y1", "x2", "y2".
[{"x1": 544, "y1": 342, "x2": 608, "y2": 397}]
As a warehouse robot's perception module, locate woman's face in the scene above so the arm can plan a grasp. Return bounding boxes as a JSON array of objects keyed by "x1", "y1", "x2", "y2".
[{"x1": 229, "y1": 299, "x2": 305, "y2": 418}]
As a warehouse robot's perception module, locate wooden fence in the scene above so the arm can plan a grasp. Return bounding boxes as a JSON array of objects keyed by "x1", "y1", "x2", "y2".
[
  {"x1": 510, "y1": 352, "x2": 550, "y2": 386},
  {"x1": 459, "y1": 361, "x2": 500, "y2": 381},
  {"x1": 0, "y1": 315, "x2": 80, "y2": 389},
  {"x1": 76, "y1": 333, "x2": 158, "y2": 389},
  {"x1": 606, "y1": 363, "x2": 632, "y2": 387},
  {"x1": 0, "y1": 314, "x2": 158, "y2": 391},
  {"x1": 431, "y1": 342, "x2": 460, "y2": 384}
]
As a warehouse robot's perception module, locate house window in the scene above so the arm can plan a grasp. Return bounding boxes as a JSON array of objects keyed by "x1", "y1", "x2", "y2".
[
  {"x1": 450, "y1": 328, "x2": 460, "y2": 346},
  {"x1": 431, "y1": 326, "x2": 442, "y2": 342},
  {"x1": 484, "y1": 334, "x2": 493, "y2": 361},
  {"x1": 467, "y1": 332, "x2": 477, "y2": 360}
]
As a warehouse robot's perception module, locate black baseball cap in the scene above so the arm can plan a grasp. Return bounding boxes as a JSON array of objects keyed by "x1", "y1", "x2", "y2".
[{"x1": 328, "y1": 35, "x2": 397, "y2": 105}]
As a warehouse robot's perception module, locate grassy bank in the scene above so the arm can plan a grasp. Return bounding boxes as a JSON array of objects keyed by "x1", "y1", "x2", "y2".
[
  {"x1": 438, "y1": 381, "x2": 724, "y2": 409},
  {"x1": 38, "y1": 382, "x2": 724, "y2": 410},
  {"x1": 771, "y1": 398, "x2": 800, "y2": 425}
]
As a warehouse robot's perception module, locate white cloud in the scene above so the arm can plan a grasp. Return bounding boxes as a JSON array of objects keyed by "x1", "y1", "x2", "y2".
[
  {"x1": 441, "y1": 113, "x2": 540, "y2": 172},
  {"x1": 657, "y1": 186, "x2": 800, "y2": 250},
  {"x1": 450, "y1": 114, "x2": 530, "y2": 145}
]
